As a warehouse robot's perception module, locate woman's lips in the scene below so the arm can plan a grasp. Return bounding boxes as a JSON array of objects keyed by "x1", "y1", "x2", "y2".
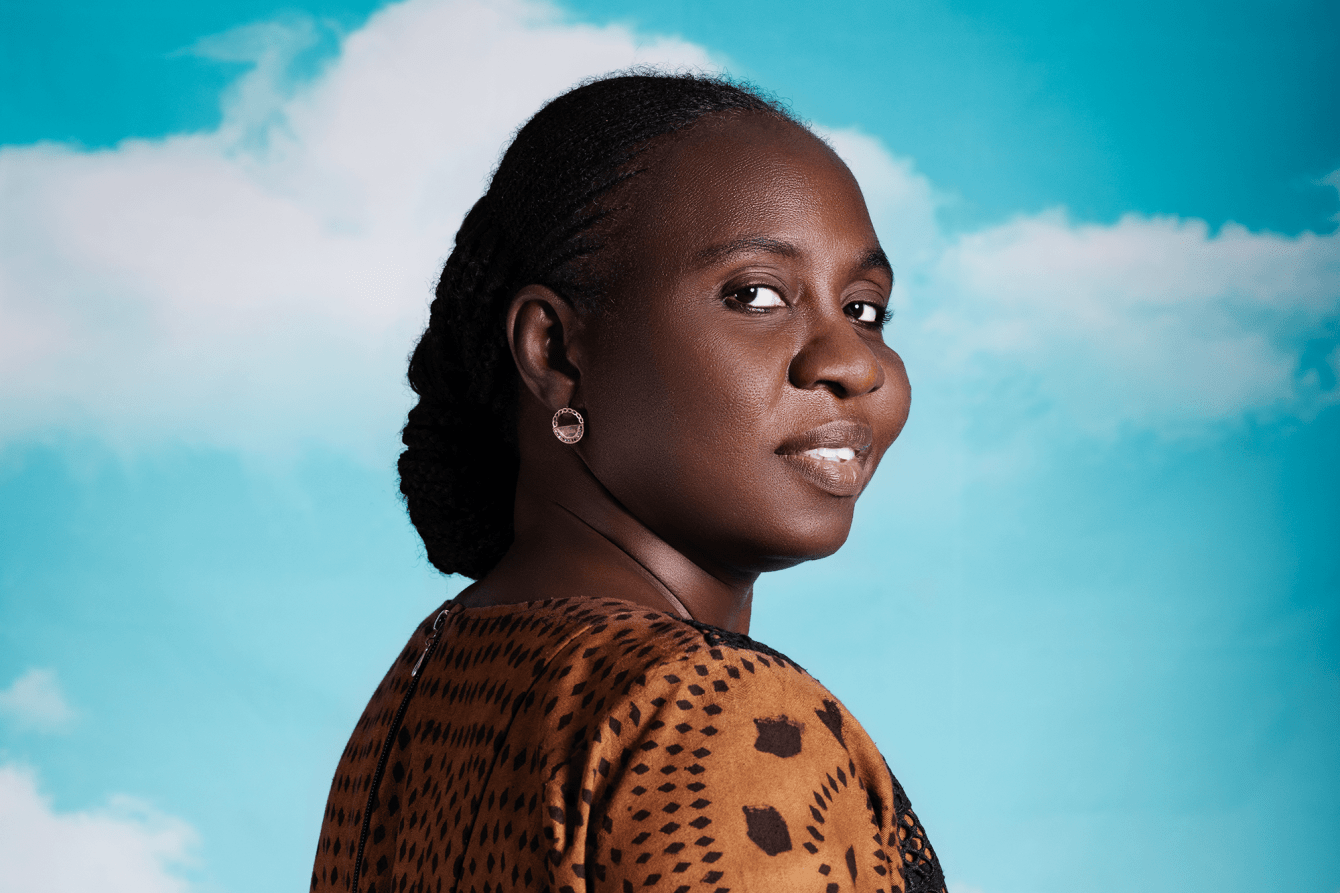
[{"x1": 775, "y1": 420, "x2": 874, "y2": 497}]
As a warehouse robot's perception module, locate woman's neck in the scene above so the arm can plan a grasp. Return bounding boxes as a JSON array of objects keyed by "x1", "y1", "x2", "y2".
[{"x1": 458, "y1": 448, "x2": 756, "y2": 633}]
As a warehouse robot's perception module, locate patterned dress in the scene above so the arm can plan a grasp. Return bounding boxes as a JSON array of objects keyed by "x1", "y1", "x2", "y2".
[{"x1": 311, "y1": 597, "x2": 945, "y2": 893}]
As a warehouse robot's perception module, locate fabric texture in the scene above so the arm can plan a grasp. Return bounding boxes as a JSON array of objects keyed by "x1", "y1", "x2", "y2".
[{"x1": 312, "y1": 597, "x2": 945, "y2": 893}]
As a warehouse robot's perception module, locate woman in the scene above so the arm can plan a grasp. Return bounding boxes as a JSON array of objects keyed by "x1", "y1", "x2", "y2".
[{"x1": 312, "y1": 73, "x2": 944, "y2": 893}]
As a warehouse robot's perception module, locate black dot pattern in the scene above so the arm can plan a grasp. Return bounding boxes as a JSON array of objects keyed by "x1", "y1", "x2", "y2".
[{"x1": 312, "y1": 598, "x2": 946, "y2": 892}]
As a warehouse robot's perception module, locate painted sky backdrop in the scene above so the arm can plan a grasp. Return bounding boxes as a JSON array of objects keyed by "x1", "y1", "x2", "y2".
[{"x1": 1, "y1": 1, "x2": 1337, "y2": 892}]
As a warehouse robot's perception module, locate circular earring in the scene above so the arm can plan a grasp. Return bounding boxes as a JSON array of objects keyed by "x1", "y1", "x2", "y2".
[{"x1": 551, "y1": 407, "x2": 585, "y2": 444}]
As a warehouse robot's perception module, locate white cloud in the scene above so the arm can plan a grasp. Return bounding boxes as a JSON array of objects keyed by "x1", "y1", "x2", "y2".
[
  {"x1": 0, "y1": 668, "x2": 75, "y2": 731},
  {"x1": 0, "y1": 763, "x2": 197, "y2": 893},
  {"x1": 922, "y1": 208, "x2": 1340, "y2": 437},
  {"x1": 0, "y1": 0, "x2": 1335, "y2": 457}
]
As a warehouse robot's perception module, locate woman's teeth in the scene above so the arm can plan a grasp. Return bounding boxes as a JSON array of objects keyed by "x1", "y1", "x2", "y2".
[{"x1": 804, "y1": 447, "x2": 856, "y2": 462}]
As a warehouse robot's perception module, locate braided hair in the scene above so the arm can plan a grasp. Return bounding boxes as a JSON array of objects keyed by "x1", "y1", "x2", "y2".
[{"x1": 398, "y1": 72, "x2": 799, "y2": 579}]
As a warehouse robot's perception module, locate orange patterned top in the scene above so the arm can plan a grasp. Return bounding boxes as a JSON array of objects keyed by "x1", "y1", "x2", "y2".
[{"x1": 311, "y1": 597, "x2": 945, "y2": 893}]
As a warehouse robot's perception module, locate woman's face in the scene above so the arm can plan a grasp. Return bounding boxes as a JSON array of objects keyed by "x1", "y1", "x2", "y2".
[{"x1": 575, "y1": 114, "x2": 911, "y2": 576}]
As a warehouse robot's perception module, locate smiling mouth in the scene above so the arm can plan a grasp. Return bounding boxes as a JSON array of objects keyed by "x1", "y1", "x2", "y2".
[
  {"x1": 801, "y1": 446, "x2": 857, "y2": 463},
  {"x1": 775, "y1": 421, "x2": 874, "y2": 496}
]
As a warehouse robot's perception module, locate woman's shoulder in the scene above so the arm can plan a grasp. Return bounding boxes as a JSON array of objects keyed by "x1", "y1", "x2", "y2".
[
  {"x1": 375, "y1": 596, "x2": 945, "y2": 893},
  {"x1": 492, "y1": 598, "x2": 946, "y2": 893}
]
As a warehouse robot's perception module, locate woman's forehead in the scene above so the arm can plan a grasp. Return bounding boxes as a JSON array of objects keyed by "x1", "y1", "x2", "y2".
[
  {"x1": 655, "y1": 114, "x2": 848, "y2": 193},
  {"x1": 624, "y1": 116, "x2": 875, "y2": 261}
]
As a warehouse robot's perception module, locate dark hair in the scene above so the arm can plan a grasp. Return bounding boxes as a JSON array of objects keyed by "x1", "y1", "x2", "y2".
[{"x1": 398, "y1": 72, "x2": 798, "y2": 579}]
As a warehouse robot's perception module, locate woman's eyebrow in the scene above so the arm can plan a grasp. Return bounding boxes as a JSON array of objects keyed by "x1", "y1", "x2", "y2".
[
  {"x1": 859, "y1": 247, "x2": 893, "y2": 276},
  {"x1": 692, "y1": 237, "x2": 893, "y2": 279},
  {"x1": 692, "y1": 236, "x2": 799, "y2": 267}
]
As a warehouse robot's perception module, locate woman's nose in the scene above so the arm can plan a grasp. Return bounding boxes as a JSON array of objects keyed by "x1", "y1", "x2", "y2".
[{"x1": 787, "y1": 316, "x2": 885, "y2": 398}]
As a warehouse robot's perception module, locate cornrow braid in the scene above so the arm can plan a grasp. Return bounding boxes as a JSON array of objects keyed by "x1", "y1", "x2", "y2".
[{"x1": 399, "y1": 71, "x2": 798, "y2": 579}]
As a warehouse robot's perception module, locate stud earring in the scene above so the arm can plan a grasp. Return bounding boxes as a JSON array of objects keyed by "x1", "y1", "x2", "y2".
[{"x1": 551, "y1": 407, "x2": 585, "y2": 444}]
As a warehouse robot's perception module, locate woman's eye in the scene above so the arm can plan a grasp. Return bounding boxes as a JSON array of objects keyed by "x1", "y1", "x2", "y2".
[
  {"x1": 730, "y1": 285, "x2": 785, "y2": 309},
  {"x1": 846, "y1": 300, "x2": 887, "y2": 326}
]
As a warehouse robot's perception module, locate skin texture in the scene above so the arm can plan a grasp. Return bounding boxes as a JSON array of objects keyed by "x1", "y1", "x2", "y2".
[{"x1": 455, "y1": 113, "x2": 912, "y2": 633}]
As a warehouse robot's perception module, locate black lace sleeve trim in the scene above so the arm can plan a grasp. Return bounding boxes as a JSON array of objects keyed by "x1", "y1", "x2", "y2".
[{"x1": 886, "y1": 762, "x2": 948, "y2": 893}]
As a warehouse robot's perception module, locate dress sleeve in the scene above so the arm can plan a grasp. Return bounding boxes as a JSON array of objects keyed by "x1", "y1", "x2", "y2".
[{"x1": 537, "y1": 637, "x2": 942, "y2": 893}]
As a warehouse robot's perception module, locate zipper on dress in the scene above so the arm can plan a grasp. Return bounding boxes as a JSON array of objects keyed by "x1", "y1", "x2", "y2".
[{"x1": 350, "y1": 604, "x2": 454, "y2": 892}]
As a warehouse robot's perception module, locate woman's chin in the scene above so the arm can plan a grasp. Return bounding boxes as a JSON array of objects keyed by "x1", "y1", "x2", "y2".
[{"x1": 728, "y1": 514, "x2": 857, "y2": 574}]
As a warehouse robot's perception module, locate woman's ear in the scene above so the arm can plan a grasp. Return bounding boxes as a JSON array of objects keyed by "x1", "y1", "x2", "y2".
[{"x1": 506, "y1": 285, "x2": 584, "y2": 410}]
